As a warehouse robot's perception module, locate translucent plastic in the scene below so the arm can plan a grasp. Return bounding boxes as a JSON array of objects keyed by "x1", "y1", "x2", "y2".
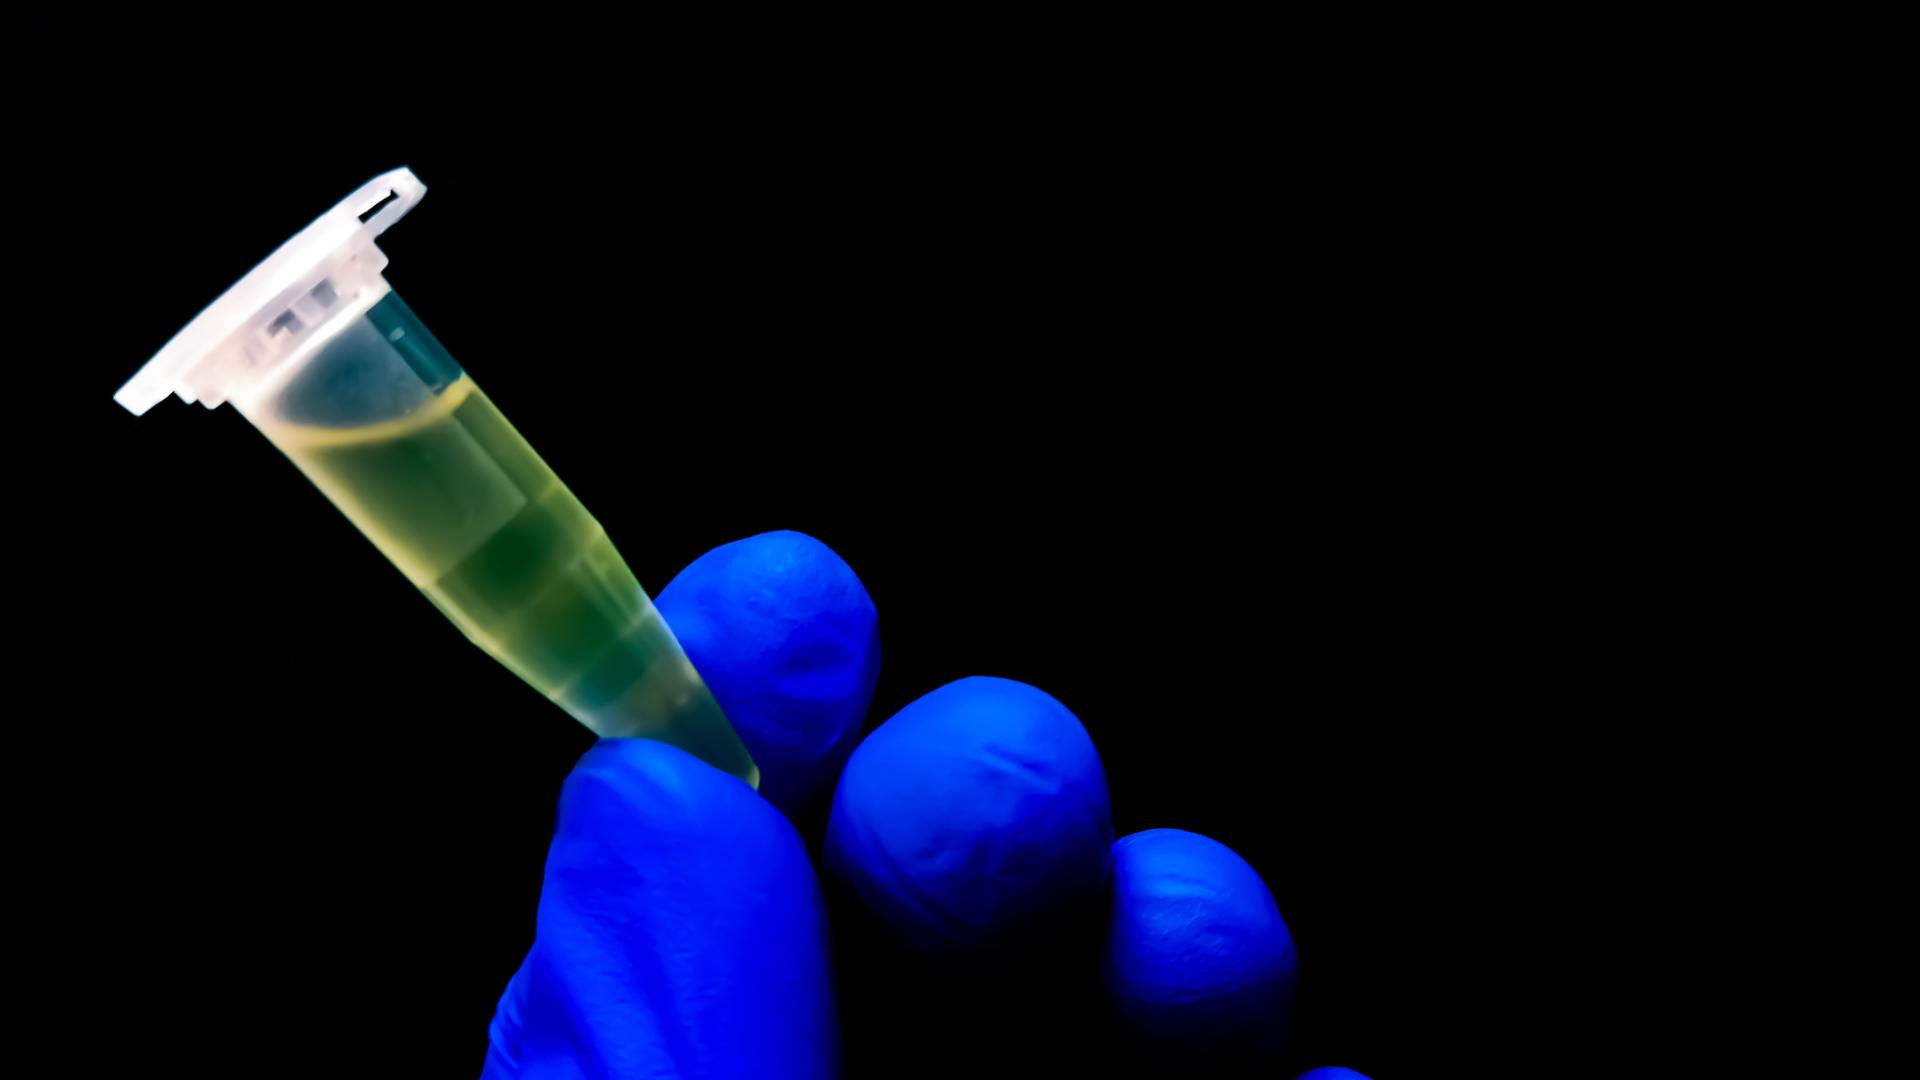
[
  {"x1": 114, "y1": 169, "x2": 756, "y2": 783},
  {"x1": 234, "y1": 292, "x2": 758, "y2": 785}
]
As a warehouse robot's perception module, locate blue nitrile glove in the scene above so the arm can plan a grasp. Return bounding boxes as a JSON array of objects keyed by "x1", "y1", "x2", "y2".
[
  {"x1": 481, "y1": 531, "x2": 871, "y2": 1080},
  {"x1": 483, "y1": 531, "x2": 1309, "y2": 1078}
]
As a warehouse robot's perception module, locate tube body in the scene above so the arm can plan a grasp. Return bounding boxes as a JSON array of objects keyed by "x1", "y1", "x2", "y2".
[{"x1": 237, "y1": 291, "x2": 758, "y2": 785}]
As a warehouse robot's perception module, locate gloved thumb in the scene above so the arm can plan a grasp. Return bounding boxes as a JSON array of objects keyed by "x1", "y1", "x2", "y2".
[{"x1": 482, "y1": 739, "x2": 837, "y2": 1079}]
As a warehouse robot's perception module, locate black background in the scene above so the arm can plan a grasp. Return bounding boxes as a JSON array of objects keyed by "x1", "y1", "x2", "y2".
[{"x1": 41, "y1": 112, "x2": 1577, "y2": 1076}]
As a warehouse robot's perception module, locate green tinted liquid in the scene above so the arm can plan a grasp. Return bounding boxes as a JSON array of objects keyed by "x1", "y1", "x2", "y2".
[{"x1": 260, "y1": 376, "x2": 757, "y2": 785}]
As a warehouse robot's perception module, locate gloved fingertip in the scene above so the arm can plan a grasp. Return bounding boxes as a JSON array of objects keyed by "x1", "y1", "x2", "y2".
[
  {"x1": 1104, "y1": 828, "x2": 1298, "y2": 1052},
  {"x1": 1296, "y1": 1068, "x2": 1373, "y2": 1080},
  {"x1": 825, "y1": 676, "x2": 1113, "y2": 951},
  {"x1": 659, "y1": 530, "x2": 880, "y2": 817},
  {"x1": 492, "y1": 737, "x2": 838, "y2": 1078},
  {"x1": 557, "y1": 737, "x2": 753, "y2": 840}
]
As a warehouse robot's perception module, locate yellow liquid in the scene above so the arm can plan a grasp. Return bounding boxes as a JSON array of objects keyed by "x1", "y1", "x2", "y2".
[{"x1": 259, "y1": 376, "x2": 757, "y2": 785}]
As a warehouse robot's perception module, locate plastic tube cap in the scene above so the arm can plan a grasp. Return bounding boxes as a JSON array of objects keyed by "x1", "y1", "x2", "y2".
[{"x1": 113, "y1": 168, "x2": 426, "y2": 415}]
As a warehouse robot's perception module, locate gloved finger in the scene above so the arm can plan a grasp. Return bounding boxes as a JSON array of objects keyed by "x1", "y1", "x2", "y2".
[
  {"x1": 481, "y1": 739, "x2": 837, "y2": 1079},
  {"x1": 1103, "y1": 828, "x2": 1299, "y2": 1056},
  {"x1": 1297, "y1": 1068, "x2": 1374, "y2": 1079},
  {"x1": 657, "y1": 530, "x2": 880, "y2": 817},
  {"x1": 824, "y1": 676, "x2": 1114, "y2": 951}
]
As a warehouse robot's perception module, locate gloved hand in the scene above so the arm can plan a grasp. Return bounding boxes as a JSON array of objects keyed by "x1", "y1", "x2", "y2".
[{"x1": 481, "y1": 531, "x2": 1361, "y2": 1079}]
